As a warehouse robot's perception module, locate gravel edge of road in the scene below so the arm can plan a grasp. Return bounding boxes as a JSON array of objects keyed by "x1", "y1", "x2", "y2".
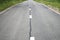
[
  {"x1": 0, "y1": 1, "x2": 27, "y2": 14},
  {"x1": 41, "y1": 3, "x2": 60, "y2": 15},
  {"x1": 34, "y1": 1, "x2": 60, "y2": 15}
]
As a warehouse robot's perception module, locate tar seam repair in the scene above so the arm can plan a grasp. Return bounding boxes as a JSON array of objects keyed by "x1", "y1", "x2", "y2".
[{"x1": 29, "y1": 7, "x2": 35, "y2": 40}]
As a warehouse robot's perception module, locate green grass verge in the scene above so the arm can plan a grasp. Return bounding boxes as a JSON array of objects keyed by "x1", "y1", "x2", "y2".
[
  {"x1": 35, "y1": 0, "x2": 60, "y2": 12},
  {"x1": 0, "y1": 0, "x2": 25, "y2": 12}
]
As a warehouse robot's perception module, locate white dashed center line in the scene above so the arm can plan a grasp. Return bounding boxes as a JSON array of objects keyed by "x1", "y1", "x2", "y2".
[
  {"x1": 29, "y1": 8, "x2": 34, "y2": 40},
  {"x1": 30, "y1": 37, "x2": 35, "y2": 40},
  {"x1": 29, "y1": 8, "x2": 31, "y2": 11},
  {"x1": 29, "y1": 15, "x2": 32, "y2": 19}
]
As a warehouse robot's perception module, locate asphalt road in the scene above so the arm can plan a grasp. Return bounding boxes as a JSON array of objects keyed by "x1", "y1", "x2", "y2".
[{"x1": 0, "y1": 1, "x2": 60, "y2": 40}]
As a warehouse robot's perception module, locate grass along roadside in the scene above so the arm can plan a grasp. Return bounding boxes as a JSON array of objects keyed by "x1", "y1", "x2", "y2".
[
  {"x1": 0, "y1": 0, "x2": 25, "y2": 12},
  {"x1": 35, "y1": 0, "x2": 60, "y2": 13}
]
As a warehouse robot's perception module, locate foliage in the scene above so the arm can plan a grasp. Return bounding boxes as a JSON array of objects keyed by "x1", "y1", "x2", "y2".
[
  {"x1": 35, "y1": 0, "x2": 60, "y2": 11},
  {"x1": 0, "y1": 0, "x2": 25, "y2": 11}
]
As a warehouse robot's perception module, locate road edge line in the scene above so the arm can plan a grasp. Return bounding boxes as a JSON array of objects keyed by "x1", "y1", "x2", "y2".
[
  {"x1": 41, "y1": 3, "x2": 60, "y2": 15},
  {"x1": 0, "y1": 1, "x2": 27, "y2": 14},
  {"x1": 34, "y1": 1, "x2": 60, "y2": 15}
]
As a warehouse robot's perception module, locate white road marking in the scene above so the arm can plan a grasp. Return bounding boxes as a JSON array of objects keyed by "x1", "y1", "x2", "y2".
[
  {"x1": 30, "y1": 37, "x2": 35, "y2": 40},
  {"x1": 29, "y1": 15, "x2": 32, "y2": 19},
  {"x1": 29, "y1": 8, "x2": 31, "y2": 11}
]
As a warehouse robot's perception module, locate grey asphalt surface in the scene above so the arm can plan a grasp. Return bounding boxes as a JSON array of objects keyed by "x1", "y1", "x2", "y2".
[
  {"x1": 0, "y1": 1, "x2": 60, "y2": 40},
  {"x1": 0, "y1": 1, "x2": 29, "y2": 40}
]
